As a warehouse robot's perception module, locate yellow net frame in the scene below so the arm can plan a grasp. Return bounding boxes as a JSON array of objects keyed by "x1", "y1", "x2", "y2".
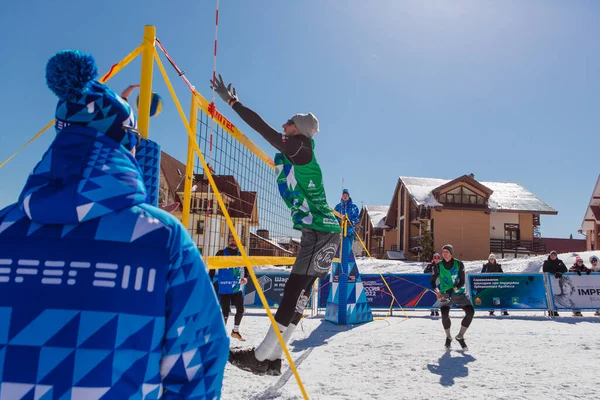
[{"x1": 0, "y1": 25, "x2": 413, "y2": 399}]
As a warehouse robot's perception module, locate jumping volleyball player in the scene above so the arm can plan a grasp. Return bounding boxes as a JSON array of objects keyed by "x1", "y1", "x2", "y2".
[
  {"x1": 211, "y1": 74, "x2": 341, "y2": 375},
  {"x1": 431, "y1": 244, "x2": 474, "y2": 351}
]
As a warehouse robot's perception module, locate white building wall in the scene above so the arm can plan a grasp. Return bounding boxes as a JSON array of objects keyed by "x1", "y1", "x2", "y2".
[{"x1": 489, "y1": 212, "x2": 519, "y2": 240}]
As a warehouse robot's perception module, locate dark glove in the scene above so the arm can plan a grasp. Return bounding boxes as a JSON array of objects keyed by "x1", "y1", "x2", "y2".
[
  {"x1": 577, "y1": 270, "x2": 582, "y2": 276},
  {"x1": 586, "y1": 270, "x2": 592, "y2": 275},
  {"x1": 555, "y1": 272, "x2": 563, "y2": 279},
  {"x1": 210, "y1": 74, "x2": 238, "y2": 105}
]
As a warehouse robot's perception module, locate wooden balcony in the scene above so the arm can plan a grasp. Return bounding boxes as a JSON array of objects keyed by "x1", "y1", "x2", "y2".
[{"x1": 490, "y1": 239, "x2": 546, "y2": 255}]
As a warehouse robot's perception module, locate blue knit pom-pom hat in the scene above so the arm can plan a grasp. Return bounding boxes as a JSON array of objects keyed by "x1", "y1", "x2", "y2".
[{"x1": 45, "y1": 49, "x2": 138, "y2": 150}]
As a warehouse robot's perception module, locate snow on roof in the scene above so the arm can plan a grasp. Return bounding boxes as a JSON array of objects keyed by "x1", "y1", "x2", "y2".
[
  {"x1": 400, "y1": 176, "x2": 557, "y2": 213},
  {"x1": 272, "y1": 236, "x2": 301, "y2": 245},
  {"x1": 250, "y1": 232, "x2": 293, "y2": 254},
  {"x1": 400, "y1": 177, "x2": 446, "y2": 207},
  {"x1": 480, "y1": 181, "x2": 556, "y2": 213},
  {"x1": 364, "y1": 205, "x2": 390, "y2": 228}
]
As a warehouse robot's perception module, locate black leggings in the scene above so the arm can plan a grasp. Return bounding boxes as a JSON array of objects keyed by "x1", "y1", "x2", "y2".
[
  {"x1": 275, "y1": 273, "x2": 317, "y2": 327},
  {"x1": 440, "y1": 305, "x2": 474, "y2": 330},
  {"x1": 220, "y1": 292, "x2": 245, "y2": 325}
]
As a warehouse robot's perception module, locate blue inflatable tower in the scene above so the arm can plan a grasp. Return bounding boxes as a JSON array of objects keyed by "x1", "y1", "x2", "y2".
[
  {"x1": 135, "y1": 138, "x2": 161, "y2": 206},
  {"x1": 325, "y1": 236, "x2": 373, "y2": 325}
]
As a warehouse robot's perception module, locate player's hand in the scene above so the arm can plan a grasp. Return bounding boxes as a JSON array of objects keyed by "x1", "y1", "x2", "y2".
[
  {"x1": 121, "y1": 84, "x2": 140, "y2": 99},
  {"x1": 435, "y1": 291, "x2": 443, "y2": 300},
  {"x1": 240, "y1": 278, "x2": 248, "y2": 285},
  {"x1": 210, "y1": 74, "x2": 238, "y2": 105}
]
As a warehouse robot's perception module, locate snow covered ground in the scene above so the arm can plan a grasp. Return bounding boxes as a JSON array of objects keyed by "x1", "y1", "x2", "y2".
[
  {"x1": 223, "y1": 311, "x2": 600, "y2": 400},
  {"x1": 225, "y1": 250, "x2": 600, "y2": 399}
]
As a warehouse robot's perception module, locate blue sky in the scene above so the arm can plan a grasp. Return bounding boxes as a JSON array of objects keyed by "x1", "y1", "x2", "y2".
[{"x1": 0, "y1": 0, "x2": 598, "y2": 238}]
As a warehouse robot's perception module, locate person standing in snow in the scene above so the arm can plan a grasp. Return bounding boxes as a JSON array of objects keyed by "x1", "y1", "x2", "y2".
[
  {"x1": 481, "y1": 254, "x2": 509, "y2": 316},
  {"x1": 209, "y1": 234, "x2": 249, "y2": 341},
  {"x1": 211, "y1": 74, "x2": 341, "y2": 376},
  {"x1": 424, "y1": 253, "x2": 442, "y2": 316},
  {"x1": 0, "y1": 50, "x2": 229, "y2": 398},
  {"x1": 334, "y1": 189, "x2": 360, "y2": 238},
  {"x1": 543, "y1": 250, "x2": 568, "y2": 317},
  {"x1": 568, "y1": 256, "x2": 591, "y2": 316},
  {"x1": 430, "y1": 244, "x2": 474, "y2": 350}
]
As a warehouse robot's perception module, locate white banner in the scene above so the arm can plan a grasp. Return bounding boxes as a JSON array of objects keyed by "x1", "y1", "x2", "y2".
[{"x1": 548, "y1": 273, "x2": 600, "y2": 310}]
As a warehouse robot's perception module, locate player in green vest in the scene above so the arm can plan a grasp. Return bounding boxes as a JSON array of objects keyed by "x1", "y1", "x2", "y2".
[
  {"x1": 211, "y1": 74, "x2": 341, "y2": 375},
  {"x1": 430, "y1": 244, "x2": 474, "y2": 350}
]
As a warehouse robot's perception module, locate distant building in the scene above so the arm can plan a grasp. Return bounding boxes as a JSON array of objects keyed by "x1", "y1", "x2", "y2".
[
  {"x1": 384, "y1": 174, "x2": 558, "y2": 261},
  {"x1": 356, "y1": 205, "x2": 389, "y2": 258}
]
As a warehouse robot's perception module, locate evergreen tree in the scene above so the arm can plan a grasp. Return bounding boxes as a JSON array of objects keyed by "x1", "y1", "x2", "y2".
[{"x1": 419, "y1": 220, "x2": 434, "y2": 262}]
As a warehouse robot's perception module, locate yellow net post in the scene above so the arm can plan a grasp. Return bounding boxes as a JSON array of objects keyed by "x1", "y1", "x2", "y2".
[
  {"x1": 181, "y1": 92, "x2": 198, "y2": 225},
  {"x1": 137, "y1": 25, "x2": 156, "y2": 139}
]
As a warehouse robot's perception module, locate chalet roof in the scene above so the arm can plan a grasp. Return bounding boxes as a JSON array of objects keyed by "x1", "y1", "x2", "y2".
[
  {"x1": 398, "y1": 176, "x2": 557, "y2": 214},
  {"x1": 160, "y1": 151, "x2": 187, "y2": 205},
  {"x1": 364, "y1": 205, "x2": 390, "y2": 229},
  {"x1": 250, "y1": 232, "x2": 293, "y2": 255}
]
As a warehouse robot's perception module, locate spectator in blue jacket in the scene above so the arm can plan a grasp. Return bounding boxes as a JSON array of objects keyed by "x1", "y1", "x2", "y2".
[
  {"x1": 334, "y1": 189, "x2": 360, "y2": 238},
  {"x1": 210, "y1": 234, "x2": 249, "y2": 341},
  {"x1": 0, "y1": 50, "x2": 228, "y2": 399}
]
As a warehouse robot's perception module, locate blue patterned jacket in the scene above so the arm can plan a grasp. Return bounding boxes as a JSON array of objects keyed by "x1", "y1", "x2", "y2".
[
  {"x1": 0, "y1": 126, "x2": 229, "y2": 399},
  {"x1": 334, "y1": 198, "x2": 360, "y2": 237}
]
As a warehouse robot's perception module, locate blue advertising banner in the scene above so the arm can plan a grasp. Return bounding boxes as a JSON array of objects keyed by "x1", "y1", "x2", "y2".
[
  {"x1": 468, "y1": 273, "x2": 548, "y2": 310},
  {"x1": 243, "y1": 273, "x2": 291, "y2": 307},
  {"x1": 319, "y1": 274, "x2": 439, "y2": 309}
]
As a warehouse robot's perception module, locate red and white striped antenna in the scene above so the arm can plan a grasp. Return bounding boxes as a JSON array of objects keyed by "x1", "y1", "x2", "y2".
[{"x1": 205, "y1": 0, "x2": 221, "y2": 253}]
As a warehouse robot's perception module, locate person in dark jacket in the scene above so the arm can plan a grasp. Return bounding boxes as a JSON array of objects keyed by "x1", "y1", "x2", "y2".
[
  {"x1": 424, "y1": 253, "x2": 442, "y2": 316},
  {"x1": 542, "y1": 250, "x2": 568, "y2": 316},
  {"x1": 569, "y1": 256, "x2": 591, "y2": 275},
  {"x1": 481, "y1": 254, "x2": 509, "y2": 316},
  {"x1": 568, "y1": 256, "x2": 591, "y2": 316},
  {"x1": 210, "y1": 234, "x2": 249, "y2": 340}
]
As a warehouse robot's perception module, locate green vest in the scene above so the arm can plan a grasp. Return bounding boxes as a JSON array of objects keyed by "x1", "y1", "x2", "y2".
[
  {"x1": 274, "y1": 140, "x2": 340, "y2": 233},
  {"x1": 437, "y1": 259, "x2": 465, "y2": 294}
]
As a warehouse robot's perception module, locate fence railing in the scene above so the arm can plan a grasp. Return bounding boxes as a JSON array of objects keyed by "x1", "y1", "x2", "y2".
[{"x1": 490, "y1": 238, "x2": 546, "y2": 254}]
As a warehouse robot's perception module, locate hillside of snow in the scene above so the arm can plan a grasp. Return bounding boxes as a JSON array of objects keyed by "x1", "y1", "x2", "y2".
[
  {"x1": 254, "y1": 251, "x2": 600, "y2": 276},
  {"x1": 356, "y1": 250, "x2": 600, "y2": 275}
]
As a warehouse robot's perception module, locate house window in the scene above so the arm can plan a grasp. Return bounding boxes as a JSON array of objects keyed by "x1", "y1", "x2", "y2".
[
  {"x1": 439, "y1": 186, "x2": 485, "y2": 206},
  {"x1": 197, "y1": 220, "x2": 205, "y2": 235},
  {"x1": 504, "y1": 224, "x2": 520, "y2": 241}
]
